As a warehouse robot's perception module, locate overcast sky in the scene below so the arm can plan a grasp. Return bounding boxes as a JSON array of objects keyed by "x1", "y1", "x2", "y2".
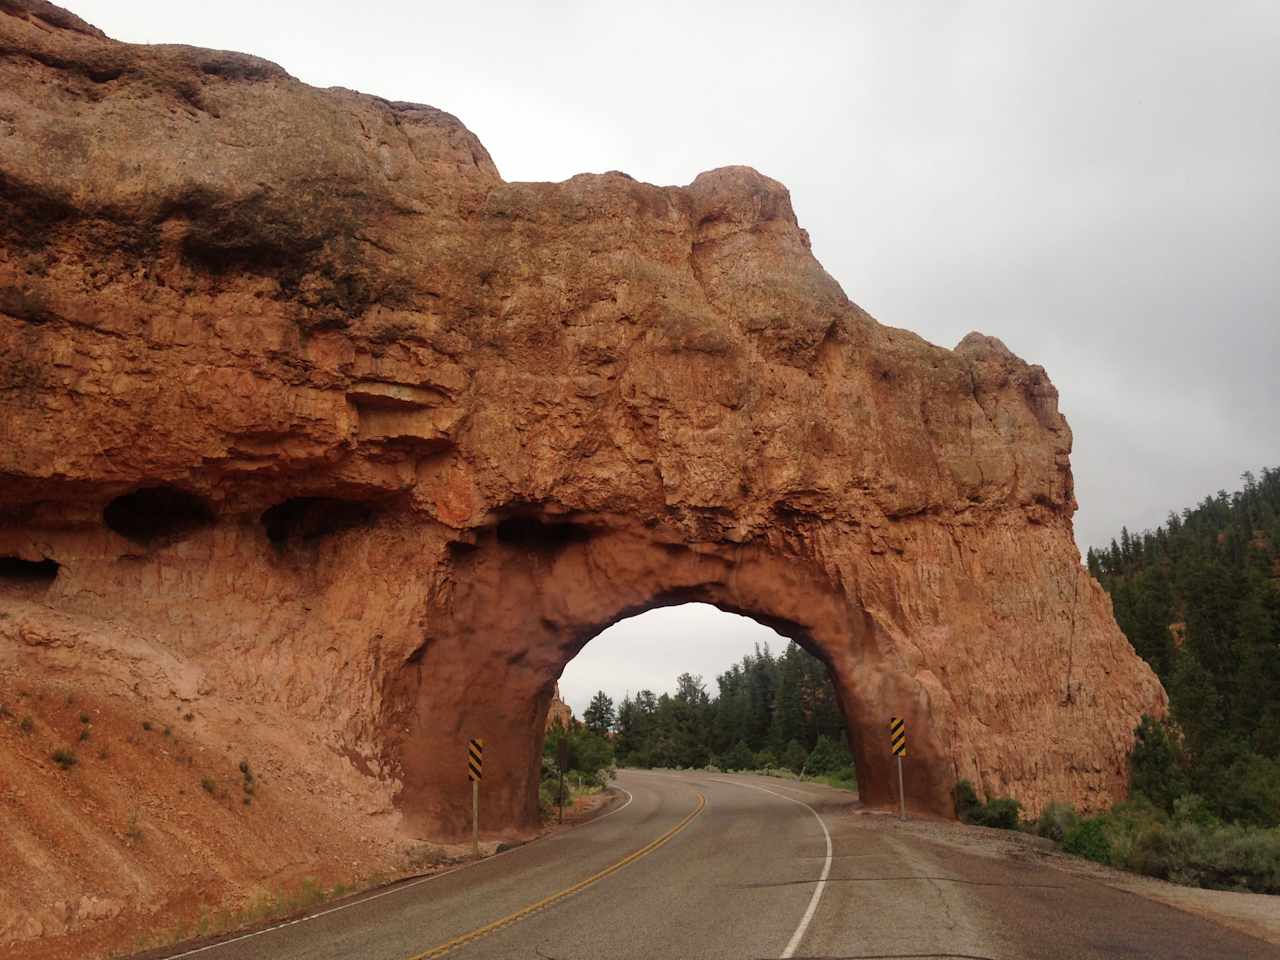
[{"x1": 73, "y1": 2, "x2": 1278, "y2": 714}]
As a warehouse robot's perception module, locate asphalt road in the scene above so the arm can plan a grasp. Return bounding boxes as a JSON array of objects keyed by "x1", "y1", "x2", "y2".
[{"x1": 150, "y1": 770, "x2": 1278, "y2": 960}]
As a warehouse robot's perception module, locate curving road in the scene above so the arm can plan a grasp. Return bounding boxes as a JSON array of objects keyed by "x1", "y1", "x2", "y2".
[{"x1": 147, "y1": 771, "x2": 1276, "y2": 960}]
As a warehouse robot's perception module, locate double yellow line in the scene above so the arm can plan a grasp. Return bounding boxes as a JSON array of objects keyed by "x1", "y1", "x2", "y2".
[{"x1": 407, "y1": 790, "x2": 706, "y2": 959}]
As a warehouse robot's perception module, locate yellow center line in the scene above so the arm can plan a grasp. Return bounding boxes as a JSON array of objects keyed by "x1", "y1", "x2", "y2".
[{"x1": 405, "y1": 789, "x2": 707, "y2": 960}]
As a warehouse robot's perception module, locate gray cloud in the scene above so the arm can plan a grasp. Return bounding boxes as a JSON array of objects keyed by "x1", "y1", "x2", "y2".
[{"x1": 74, "y1": 0, "x2": 1279, "y2": 690}]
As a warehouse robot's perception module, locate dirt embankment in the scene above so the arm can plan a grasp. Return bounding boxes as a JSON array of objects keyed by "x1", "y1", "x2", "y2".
[{"x1": 0, "y1": 661, "x2": 416, "y2": 960}]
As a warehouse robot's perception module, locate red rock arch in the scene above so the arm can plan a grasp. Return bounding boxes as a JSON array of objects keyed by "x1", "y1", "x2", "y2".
[
  {"x1": 386, "y1": 516, "x2": 1154, "y2": 839},
  {"x1": 0, "y1": 3, "x2": 1166, "y2": 845}
]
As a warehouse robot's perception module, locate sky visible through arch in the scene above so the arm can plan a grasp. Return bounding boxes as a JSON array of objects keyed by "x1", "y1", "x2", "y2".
[
  {"x1": 68, "y1": 2, "x2": 1280, "y2": 705},
  {"x1": 558, "y1": 603, "x2": 787, "y2": 719}
]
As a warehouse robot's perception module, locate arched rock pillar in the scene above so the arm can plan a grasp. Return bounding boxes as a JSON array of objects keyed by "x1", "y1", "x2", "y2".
[{"x1": 388, "y1": 522, "x2": 963, "y2": 839}]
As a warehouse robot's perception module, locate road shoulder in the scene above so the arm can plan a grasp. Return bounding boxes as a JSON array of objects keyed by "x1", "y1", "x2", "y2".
[{"x1": 891, "y1": 812, "x2": 1280, "y2": 947}]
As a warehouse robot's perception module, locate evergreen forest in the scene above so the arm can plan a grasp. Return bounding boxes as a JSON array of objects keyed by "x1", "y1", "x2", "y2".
[{"x1": 1087, "y1": 467, "x2": 1280, "y2": 827}]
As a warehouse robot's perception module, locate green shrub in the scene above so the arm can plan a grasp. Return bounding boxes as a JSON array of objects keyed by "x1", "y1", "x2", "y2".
[
  {"x1": 753, "y1": 749, "x2": 778, "y2": 771},
  {"x1": 544, "y1": 727, "x2": 615, "y2": 779},
  {"x1": 953, "y1": 779, "x2": 1020, "y2": 828},
  {"x1": 589, "y1": 764, "x2": 616, "y2": 789},
  {"x1": 814, "y1": 767, "x2": 857, "y2": 791},
  {"x1": 1122, "y1": 821, "x2": 1184, "y2": 879},
  {"x1": 538, "y1": 779, "x2": 563, "y2": 815},
  {"x1": 1172, "y1": 793, "x2": 1219, "y2": 829},
  {"x1": 806, "y1": 735, "x2": 852, "y2": 775},
  {"x1": 722, "y1": 741, "x2": 754, "y2": 772},
  {"x1": 1193, "y1": 824, "x2": 1280, "y2": 893},
  {"x1": 781, "y1": 740, "x2": 808, "y2": 774},
  {"x1": 78, "y1": 712, "x2": 90, "y2": 724},
  {"x1": 1096, "y1": 795, "x2": 1168, "y2": 867},
  {"x1": 19, "y1": 716, "x2": 33, "y2": 734},
  {"x1": 983, "y1": 797, "x2": 1022, "y2": 829},
  {"x1": 200, "y1": 776, "x2": 217, "y2": 794},
  {"x1": 1035, "y1": 802, "x2": 1079, "y2": 843},
  {"x1": 78, "y1": 728, "x2": 90, "y2": 742},
  {"x1": 1129, "y1": 715, "x2": 1189, "y2": 814},
  {"x1": 1064, "y1": 817, "x2": 1113, "y2": 864},
  {"x1": 954, "y1": 779, "x2": 985, "y2": 823},
  {"x1": 51, "y1": 748, "x2": 77, "y2": 769},
  {"x1": 1110, "y1": 818, "x2": 1280, "y2": 893}
]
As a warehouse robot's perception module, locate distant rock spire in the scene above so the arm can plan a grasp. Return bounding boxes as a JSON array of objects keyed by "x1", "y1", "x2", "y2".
[{"x1": 546, "y1": 683, "x2": 574, "y2": 731}]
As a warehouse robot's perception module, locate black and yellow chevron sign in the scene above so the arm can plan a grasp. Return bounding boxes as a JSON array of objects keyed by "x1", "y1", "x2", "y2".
[
  {"x1": 467, "y1": 738, "x2": 484, "y2": 782},
  {"x1": 889, "y1": 717, "x2": 907, "y2": 757}
]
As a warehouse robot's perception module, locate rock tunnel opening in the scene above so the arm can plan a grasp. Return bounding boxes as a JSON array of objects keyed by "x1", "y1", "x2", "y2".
[
  {"x1": 102, "y1": 486, "x2": 216, "y2": 544},
  {"x1": 555, "y1": 602, "x2": 856, "y2": 780},
  {"x1": 390, "y1": 526, "x2": 943, "y2": 841},
  {"x1": 0, "y1": 555, "x2": 59, "y2": 585}
]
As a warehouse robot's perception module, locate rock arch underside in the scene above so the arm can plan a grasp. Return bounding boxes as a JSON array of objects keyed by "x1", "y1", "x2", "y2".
[{"x1": 0, "y1": 3, "x2": 1165, "y2": 843}]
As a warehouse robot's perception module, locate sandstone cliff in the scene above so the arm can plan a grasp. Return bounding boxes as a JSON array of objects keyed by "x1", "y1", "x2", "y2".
[{"x1": 0, "y1": 2, "x2": 1165, "y2": 954}]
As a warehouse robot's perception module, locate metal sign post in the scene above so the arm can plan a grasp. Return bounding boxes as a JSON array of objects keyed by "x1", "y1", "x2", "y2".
[
  {"x1": 897, "y1": 756, "x2": 905, "y2": 821},
  {"x1": 889, "y1": 717, "x2": 907, "y2": 820},
  {"x1": 556, "y1": 737, "x2": 570, "y2": 824},
  {"x1": 467, "y1": 738, "x2": 484, "y2": 859}
]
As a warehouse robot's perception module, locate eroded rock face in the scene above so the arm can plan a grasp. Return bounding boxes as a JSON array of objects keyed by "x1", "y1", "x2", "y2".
[{"x1": 0, "y1": 2, "x2": 1165, "y2": 841}]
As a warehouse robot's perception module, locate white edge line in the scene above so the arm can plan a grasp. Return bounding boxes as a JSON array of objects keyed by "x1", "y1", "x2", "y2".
[
  {"x1": 153, "y1": 785, "x2": 635, "y2": 960},
  {"x1": 700, "y1": 776, "x2": 833, "y2": 959}
]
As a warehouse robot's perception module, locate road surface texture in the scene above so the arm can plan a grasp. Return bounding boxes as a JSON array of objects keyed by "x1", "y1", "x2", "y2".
[{"x1": 144, "y1": 770, "x2": 1277, "y2": 960}]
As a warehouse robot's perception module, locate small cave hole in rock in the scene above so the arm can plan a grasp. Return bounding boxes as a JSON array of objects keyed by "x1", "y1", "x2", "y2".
[
  {"x1": 0, "y1": 556, "x2": 59, "y2": 583},
  {"x1": 103, "y1": 486, "x2": 215, "y2": 544},
  {"x1": 495, "y1": 516, "x2": 593, "y2": 551},
  {"x1": 553, "y1": 603, "x2": 855, "y2": 782},
  {"x1": 261, "y1": 497, "x2": 376, "y2": 545}
]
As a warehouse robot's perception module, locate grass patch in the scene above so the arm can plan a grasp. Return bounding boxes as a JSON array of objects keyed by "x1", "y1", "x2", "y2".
[
  {"x1": 51, "y1": 748, "x2": 77, "y2": 769},
  {"x1": 802, "y1": 769, "x2": 858, "y2": 791}
]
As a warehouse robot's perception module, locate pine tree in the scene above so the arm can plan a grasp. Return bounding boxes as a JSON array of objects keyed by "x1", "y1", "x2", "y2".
[
  {"x1": 583, "y1": 690, "x2": 615, "y2": 736},
  {"x1": 1088, "y1": 465, "x2": 1280, "y2": 825},
  {"x1": 773, "y1": 644, "x2": 806, "y2": 749}
]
